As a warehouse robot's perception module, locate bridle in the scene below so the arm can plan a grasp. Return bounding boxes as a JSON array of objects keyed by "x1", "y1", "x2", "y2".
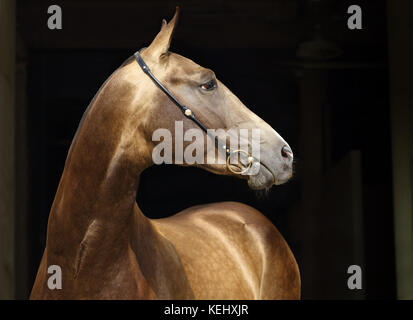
[{"x1": 134, "y1": 50, "x2": 254, "y2": 175}]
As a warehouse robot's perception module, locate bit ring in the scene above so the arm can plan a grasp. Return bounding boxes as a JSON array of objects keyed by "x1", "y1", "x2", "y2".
[{"x1": 226, "y1": 150, "x2": 254, "y2": 175}]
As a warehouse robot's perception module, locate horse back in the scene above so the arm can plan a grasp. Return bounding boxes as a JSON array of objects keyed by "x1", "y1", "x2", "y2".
[{"x1": 153, "y1": 201, "x2": 300, "y2": 299}]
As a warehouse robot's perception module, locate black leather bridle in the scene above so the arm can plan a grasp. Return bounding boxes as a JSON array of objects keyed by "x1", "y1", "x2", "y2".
[{"x1": 134, "y1": 50, "x2": 253, "y2": 174}]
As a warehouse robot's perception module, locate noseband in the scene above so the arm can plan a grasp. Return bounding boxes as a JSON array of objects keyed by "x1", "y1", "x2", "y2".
[{"x1": 134, "y1": 50, "x2": 253, "y2": 175}]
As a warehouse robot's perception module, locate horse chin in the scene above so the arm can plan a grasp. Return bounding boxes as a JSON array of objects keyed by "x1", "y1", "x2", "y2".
[{"x1": 247, "y1": 163, "x2": 275, "y2": 190}]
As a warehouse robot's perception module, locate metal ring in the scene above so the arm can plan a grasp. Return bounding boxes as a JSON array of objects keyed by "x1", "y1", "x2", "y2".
[{"x1": 226, "y1": 150, "x2": 254, "y2": 175}]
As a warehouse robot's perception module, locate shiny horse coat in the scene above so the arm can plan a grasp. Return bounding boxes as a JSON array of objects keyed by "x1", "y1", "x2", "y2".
[{"x1": 30, "y1": 8, "x2": 300, "y2": 300}]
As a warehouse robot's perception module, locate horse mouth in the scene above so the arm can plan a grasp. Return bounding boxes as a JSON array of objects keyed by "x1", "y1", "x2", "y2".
[
  {"x1": 246, "y1": 160, "x2": 293, "y2": 190},
  {"x1": 247, "y1": 161, "x2": 276, "y2": 190}
]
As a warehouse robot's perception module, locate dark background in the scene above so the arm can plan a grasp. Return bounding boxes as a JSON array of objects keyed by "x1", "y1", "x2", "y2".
[{"x1": 14, "y1": 0, "x2": 397, "y2": 299}]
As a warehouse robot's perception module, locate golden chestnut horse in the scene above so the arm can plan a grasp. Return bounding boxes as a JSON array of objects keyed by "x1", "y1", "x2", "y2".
[{"x1": 30, "y1": 8, "x2": 300, "y2": 299}]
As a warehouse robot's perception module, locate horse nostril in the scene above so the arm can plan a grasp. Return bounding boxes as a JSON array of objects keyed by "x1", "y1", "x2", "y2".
[{"x1": 281, "y1": 145, "x2": 292, "y2": 160}]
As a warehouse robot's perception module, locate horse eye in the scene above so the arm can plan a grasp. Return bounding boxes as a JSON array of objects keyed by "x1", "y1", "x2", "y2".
[{"x1": 200, "y1": 79, "x2": 217, "y2": 91}]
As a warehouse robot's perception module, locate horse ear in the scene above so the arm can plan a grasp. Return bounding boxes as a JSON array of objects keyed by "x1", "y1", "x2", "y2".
[
  {"x1": 146, "y1": 7, "x2": 180, "y2": 60},
  {"x1": 160, "y1": 19, "x2": 167, "y2": 30}
]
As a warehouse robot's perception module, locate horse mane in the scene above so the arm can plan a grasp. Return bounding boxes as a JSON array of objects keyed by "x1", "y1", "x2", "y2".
[
  {"x1": 119, "y1": 55, "x2": 135, "y2": 67},
  {"x1": 66, "y1": 55, "x2": 135, "y2": 161}
]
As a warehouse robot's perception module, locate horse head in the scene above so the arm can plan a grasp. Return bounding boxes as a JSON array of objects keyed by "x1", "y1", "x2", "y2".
[{"x1": 117, "y1": 8, "x2": 293, "y2": 190}]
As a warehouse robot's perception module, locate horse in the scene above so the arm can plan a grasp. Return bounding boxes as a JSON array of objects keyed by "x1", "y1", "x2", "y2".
[{"x1": 30, "y1": 8, "x2": 300, "y2": 300}]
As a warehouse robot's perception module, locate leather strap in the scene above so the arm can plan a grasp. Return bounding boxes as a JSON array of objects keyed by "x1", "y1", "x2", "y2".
[{"x1": 134, "y1": 50, "x2": 231, "y2": 157}]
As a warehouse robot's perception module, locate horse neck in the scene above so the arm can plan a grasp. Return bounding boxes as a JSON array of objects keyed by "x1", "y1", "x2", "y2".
[{"x1": 47, "y1": 66, "x2": 153, "y2": 247}]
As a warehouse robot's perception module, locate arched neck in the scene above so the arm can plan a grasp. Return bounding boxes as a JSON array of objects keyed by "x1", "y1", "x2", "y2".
[{"x1": 47, "y1": 68, "x2": 153, "y2": 245}]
